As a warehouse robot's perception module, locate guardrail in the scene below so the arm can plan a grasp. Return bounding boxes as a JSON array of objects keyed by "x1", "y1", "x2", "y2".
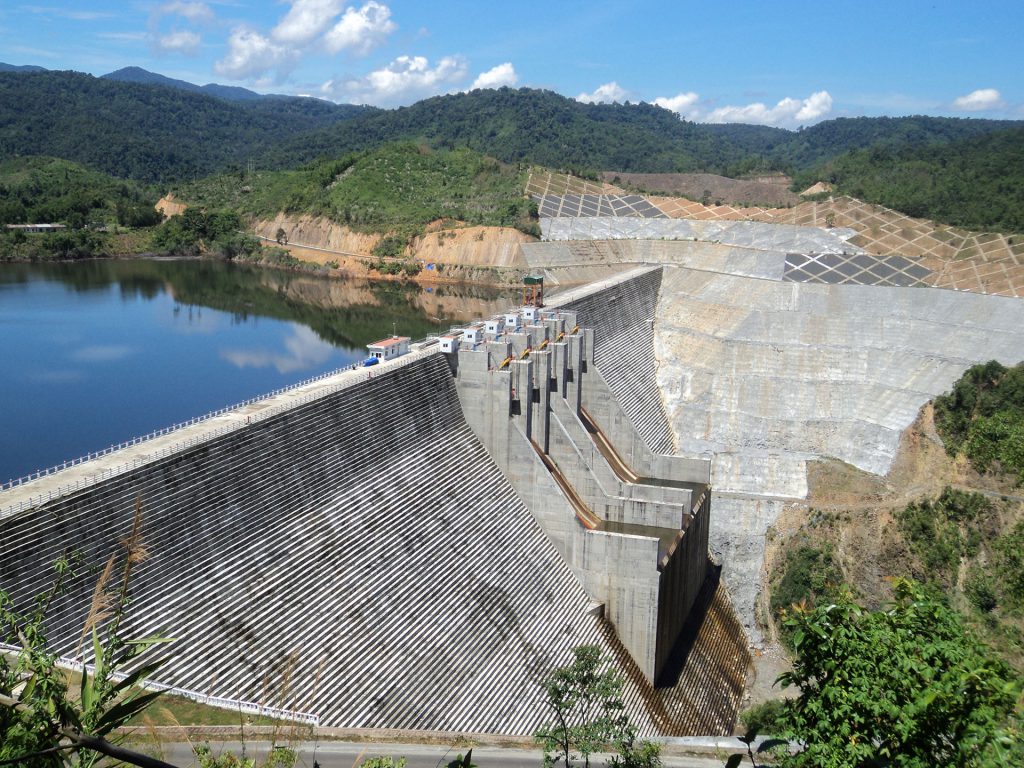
[
  {"x1": 0, "y1": 347, "x2": 439, "y2": 518},
  {"x1": 0, "y1": 643, "x2": 319, "y2": 726}
]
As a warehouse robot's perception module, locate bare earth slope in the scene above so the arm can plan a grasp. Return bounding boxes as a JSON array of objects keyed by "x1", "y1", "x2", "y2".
[{"x1": 600, "y1": 172, "x2": 801, "y2": 208}]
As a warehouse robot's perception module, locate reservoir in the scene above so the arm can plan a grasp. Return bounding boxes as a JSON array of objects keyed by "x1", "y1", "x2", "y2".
[{"x1": 0, "y1": 259, "x2": 512, "y2": 482}]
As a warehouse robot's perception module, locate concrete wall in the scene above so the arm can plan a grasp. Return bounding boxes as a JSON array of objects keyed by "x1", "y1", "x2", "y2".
[
  {"x1": 0, "y1": 353, "x2": 680, "y2": 735},
  {"x1": 551, "y1": 266, "x2": 677, "y2": 455},
  {"x1": 455, "y1": 303, "x2": 712, "y2": 683}
]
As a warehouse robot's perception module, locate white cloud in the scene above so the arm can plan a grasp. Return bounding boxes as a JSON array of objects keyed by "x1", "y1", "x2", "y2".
[
  {"x1": 653, "y1": 91, "x2": 700, "y2": 119},
  {"x1": 159, "y1": 1, "x2": 212, "y2": 22},
  {"x1": 705, "y1": 90, "x2": 833, "y2": 127},
  {"x1": 323, "y1": 1, "x2": 396, "y2": 56},
  {"x1": 215, "y1": 27, "x2": 293, "y2": 80},
  {"x1": 470, "y1": 62, "x2": 517, "y2": 90},
  {"x1": 324, "y1": 54, "x2": 466, "y2": 106},
  {"x1": 156, "y1": 29, "x2": 201, "y2": 54},
  {"x1": 952, "y1": 88, "x2": 1004, "y2": 111},
  {"x1": 272, "y1": 0, "x2": 344, "y2": 45},
  {"x1": 576, "y1": 81, "x2": 629, "y2": 104},
  {"x1": 98, "y1": 31, "x2": 148, "y2": 42}
]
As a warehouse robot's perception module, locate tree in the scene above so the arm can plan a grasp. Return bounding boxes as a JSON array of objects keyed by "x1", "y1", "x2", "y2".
[
  {"x1": 774, "y1": 579, "x2": 1021, "y2": 767},
  {"x1": 535, "y1": 645, "x2": 659, "y2": 768},
  {"x1": 0, "y1": 500, "x2": 175, "y2": 768}
]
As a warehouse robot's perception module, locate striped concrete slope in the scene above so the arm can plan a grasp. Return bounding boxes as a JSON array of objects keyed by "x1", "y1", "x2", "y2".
[
  {"x1": 553, "y1": 269, "x2": 676, "y2": 456},
  {"x1": 0, "y1": 354, "x2": 686, "y2": 734}
]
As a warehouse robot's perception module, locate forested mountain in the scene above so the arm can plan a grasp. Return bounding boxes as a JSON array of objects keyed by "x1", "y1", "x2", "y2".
[
  {"x1": 264, "y1": 88, "x2": 1022, "y2": 177},
  {"x1": 1, "y1": 68, "x2": 1022, "y2": 231},
  {"x1": 0, "y1": 62, "x2": 47, "y2": 73},
  {"x1": 102, "y1": 66, "x2": 264, "y2": 101},
  {"x1": 0, "y1": 71, "x2": 372, "y2": 182},
  {"x1": 775, "y1": 115, "x2": 1018, "y2": 171},
  {"x1": 796, "y1": 125, "x2": 1024, "y2": 232},
  {"x1": 101, "y1": 65, "x2": 330, "y2": 104},
  {"x1": 263, "y1": 87, "x2": 764, "y2": 174}
]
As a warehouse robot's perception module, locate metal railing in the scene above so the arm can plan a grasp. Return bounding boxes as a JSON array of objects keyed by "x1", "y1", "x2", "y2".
[{"x1": 0, "y1": 347, "x2": 439, "y2": 518}]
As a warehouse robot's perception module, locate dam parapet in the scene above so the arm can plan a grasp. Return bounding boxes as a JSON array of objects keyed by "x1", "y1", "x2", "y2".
[{"x1": 453, "y1": 297, "x2": 712, "y2": 684}]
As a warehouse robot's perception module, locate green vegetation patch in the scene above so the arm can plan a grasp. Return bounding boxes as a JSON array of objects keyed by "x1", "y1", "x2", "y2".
[
  {"x1": 0, "y1": 156, "x2": 163, "y2": 261},
  {"x1": 769, "y1": 537, "x2": 843, "y2": 645},
  {"x1": 793, "y1": 125, "x2": 1024, "y2": 233},
  {"x1": 934, "y1": 360, "x2": 1024, "y2": 482},
  {"x1": 174, "y1": 142, "x2": 540, "y2": 242},
  {"x1": 895, "y1": 487, "x2": 996, "y2": 590}
]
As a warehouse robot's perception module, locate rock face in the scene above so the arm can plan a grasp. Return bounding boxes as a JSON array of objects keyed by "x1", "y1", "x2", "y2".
[
  {"x1": 252, "y1": 214, "x2": 532, "y2": 268},
  {"x1": 253, "y1": 214, "x2": 381, "y2": 257}
]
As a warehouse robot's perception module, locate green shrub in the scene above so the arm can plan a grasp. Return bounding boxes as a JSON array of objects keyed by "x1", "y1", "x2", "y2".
[
  {"x1": 739, "y1": 698, "x2": 787, "y2": 734},
  {"x1": 770, "y1": 544, "x2": 842, "y2": 635},
  {"x1": 896, "y1": 487, "x2": 993, "y2": 589}
]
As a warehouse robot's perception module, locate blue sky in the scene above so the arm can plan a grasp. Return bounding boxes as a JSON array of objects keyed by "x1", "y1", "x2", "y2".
[{"x1": 1, "y1": 1, "x2": 1021, "y2": 126}]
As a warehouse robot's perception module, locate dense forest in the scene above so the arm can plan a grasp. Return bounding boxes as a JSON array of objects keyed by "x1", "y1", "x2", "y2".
[
  {"x1": 0, "y1": 71, "x2": 370, "y2": 182},
  {"x1": 0, "y1": 156, "x2": 160, "y2": 228},
  {"x1": 794, "y1": 126, "x2": 1024, "y2": 232},
  {"x1": 1, "y1": 68, "x2": 1023, "y2": 232}
]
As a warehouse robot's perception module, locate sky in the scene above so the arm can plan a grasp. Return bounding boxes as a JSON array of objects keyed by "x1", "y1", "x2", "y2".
[{"x1": 1, "y1": 1, "x2": 1022, "y2": 128}]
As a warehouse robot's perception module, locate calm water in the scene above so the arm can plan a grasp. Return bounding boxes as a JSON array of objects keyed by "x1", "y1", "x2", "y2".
[{"x1": 0, "y1": 259, "x2": 512, "y2": 482}]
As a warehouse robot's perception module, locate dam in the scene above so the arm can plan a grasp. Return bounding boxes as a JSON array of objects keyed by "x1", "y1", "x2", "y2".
[
  {"x1": 0, "y1": 269, "x2": 747, "y2": 736},
  {"x1": 7, "y1": 172, "x2": 1024, "y2": 737}
]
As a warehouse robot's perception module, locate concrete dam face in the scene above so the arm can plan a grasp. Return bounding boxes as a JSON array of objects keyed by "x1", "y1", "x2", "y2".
[{"x1": 0, "y1": 289, "x2": 748, "y2": 736}]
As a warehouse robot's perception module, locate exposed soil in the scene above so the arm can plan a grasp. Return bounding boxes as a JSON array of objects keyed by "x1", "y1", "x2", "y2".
[
  {"x1": 600, "y1": 172, "x2": 801, "y2": 208},
  {"x1": 750, "y1": 404, "x2": 1024, "y2": 711},
  {"x1": 155, "y1": 194, "x2": 187, "y2": 218}
]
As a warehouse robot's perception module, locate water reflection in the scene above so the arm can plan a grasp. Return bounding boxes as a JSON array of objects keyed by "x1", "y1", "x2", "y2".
[
  {"x1": 221, "y1": 325, "x2": 335, "y2": 374},
  {"x1": 0, "y1": 258, "x2": 518, "y2": 481}
]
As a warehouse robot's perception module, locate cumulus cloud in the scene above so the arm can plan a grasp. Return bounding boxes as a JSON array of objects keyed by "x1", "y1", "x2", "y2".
[
  {"x1": 323, "y1": 54, "x2": 467, "y2": 106},
  {"x1": 272, "y1": 0, "x2": 344, "y2": 45},
  {"x1": 215, "y1": 27, "x2": 293, "y2": 80},
  {"x1": 952, "y1": 88, "x2": 1004, "y2": 111},
  {"x1": 156, "y1": 29, "x2": 201, "y2": 54},
  {"x1": 159, "y1": 1, "x2": 212, "y2": 22},
  {"x1": 469, "y1": 62, "x2": 517, "y2": 90},
  {"x1": 323, "y1": 1, "x2": 396, "y2": 56},
  {"x1": 653, "y1": 91, "x2": 700, "y2": 119},
  {"x1": 705, "y1": 90, "x2": 833, "y2": 127},
  {"x1": 576, "y1": 81, "x2": 630, "y2": 104}
]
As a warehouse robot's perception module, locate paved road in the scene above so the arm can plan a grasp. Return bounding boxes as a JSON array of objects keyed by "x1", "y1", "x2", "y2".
[{"x1": 154, "y1": 740, "x2": 726, "y2": 768}]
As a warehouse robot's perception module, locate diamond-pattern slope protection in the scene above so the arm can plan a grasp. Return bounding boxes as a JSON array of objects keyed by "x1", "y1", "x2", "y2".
[{"x1": 526, "y1": 169, "x2": 1024, "y2": 299}]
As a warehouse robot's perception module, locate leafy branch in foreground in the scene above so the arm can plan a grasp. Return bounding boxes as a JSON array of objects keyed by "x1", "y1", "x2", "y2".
[
  {"x1": 774, "y1": 579, "x2": 1021, "y2": 767},
  {"x1": 0, "y1": 498, "x2": 175, "y2": 768}
]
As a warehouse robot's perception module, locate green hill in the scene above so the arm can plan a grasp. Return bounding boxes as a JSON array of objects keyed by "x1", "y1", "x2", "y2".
[
  {"x1": 174, "y1": 142, "x2": 538, "y2": 240},
  {"x1": 795, "y1": 125, "x2": 1024, "y2": 232},
  {"x1": 0, "y1": 70, "x2": 371, "y2": 182},
  {"x1": 0, "y1": 156, "x2": 159, "y2": 229}
]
